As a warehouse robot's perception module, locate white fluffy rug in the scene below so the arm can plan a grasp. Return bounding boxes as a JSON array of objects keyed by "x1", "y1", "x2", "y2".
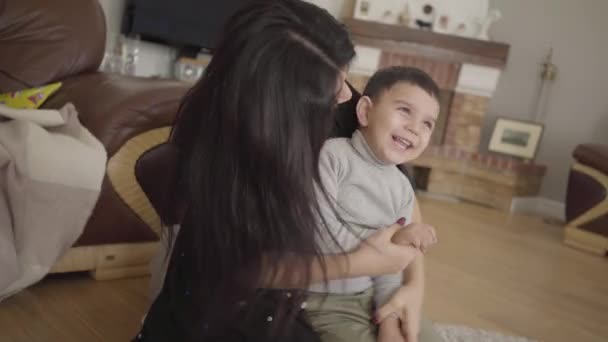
[{"x1": 434, "y1": 324, "x2": 537, "y2": 342}]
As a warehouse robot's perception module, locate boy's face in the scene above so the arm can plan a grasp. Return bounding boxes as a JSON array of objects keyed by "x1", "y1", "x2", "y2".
[{"x1": 357, "y1": 82, "x2": 439, "y2": 165}]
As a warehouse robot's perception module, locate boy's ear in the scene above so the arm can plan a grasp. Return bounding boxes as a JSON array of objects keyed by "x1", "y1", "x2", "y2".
[{"x1": 356, "y1": 96, "x2": 373, "y2": 127}]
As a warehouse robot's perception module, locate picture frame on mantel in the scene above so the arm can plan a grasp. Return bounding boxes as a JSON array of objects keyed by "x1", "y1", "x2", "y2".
[{"x1": 488, "y1": 118, "x2": 544, "y2": 160}]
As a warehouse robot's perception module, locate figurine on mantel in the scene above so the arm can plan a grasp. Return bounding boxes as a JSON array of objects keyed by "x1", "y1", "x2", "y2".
[
  {"x1": 398, "y1": 2, "x2": 412, "y2": 26},
  {"x1": 415, "y1": 4, "x2": 435, "y2": 30},
  {"x1": 475, "y1": 9, "x2": 502, "y2": 40}
]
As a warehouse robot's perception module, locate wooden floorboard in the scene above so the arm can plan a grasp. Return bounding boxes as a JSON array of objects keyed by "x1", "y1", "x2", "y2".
[
  {"x1": 0, "y1": 197, "x2": 606, "y2": 341},
  {"x1": 421, "y1": 196, "x2": 608, "y2": 342}
]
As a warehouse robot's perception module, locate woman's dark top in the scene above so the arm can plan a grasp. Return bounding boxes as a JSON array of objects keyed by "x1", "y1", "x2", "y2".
[{"x1": 135, "y1": 246, "x2": 320, "y2": 341}]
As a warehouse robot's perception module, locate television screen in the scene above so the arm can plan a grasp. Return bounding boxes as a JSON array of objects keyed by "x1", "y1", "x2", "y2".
[{"x1": 122, "y1": 0, "x2": 253, "y2": 50}]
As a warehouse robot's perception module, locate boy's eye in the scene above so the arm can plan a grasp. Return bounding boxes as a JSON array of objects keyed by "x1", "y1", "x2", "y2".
[{"x1": 398, "y1": 107, "x2": 411, "y2": 115}]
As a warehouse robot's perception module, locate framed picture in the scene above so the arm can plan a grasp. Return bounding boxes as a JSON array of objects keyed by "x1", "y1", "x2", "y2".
[{"x1": 488, "y1": 118, "x2": 544, "y2": 160}]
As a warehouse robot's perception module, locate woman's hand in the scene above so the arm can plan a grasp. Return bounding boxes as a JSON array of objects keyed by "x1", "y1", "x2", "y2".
[
  {"x1": 348, "y1": 222, "x2": 420, "y2": 278},
  {"x1": 378, "y1": 315, "x2": 406, "y2": 342},
  {"x1": 375, "y1": 284, "x2": 422, "y2": 342}
]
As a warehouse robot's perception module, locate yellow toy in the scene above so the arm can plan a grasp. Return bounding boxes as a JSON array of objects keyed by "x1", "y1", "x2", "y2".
[{"x1": 0, "y1": 82, "x2": 62, "y2": 109}]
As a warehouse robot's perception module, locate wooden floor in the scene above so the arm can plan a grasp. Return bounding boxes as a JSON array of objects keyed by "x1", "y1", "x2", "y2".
[{"x1": 0, "y1": 197, "x2": 606, "y2": 341}]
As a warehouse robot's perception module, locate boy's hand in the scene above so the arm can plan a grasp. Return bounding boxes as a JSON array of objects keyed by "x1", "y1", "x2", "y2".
[
  {"x1": 351, "y1": 222, "x2": 420, "y2": 277},
  {"x1": 378, "y1": 314, "x2": 406, "y2": 342},
  {"x1": 391, "y1": 222, "x2": 437, "y2": 252}
]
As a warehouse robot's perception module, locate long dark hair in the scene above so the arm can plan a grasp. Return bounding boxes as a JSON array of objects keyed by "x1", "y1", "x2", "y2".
[{"x1": 165, "y1": 0, "x2": 354, "y2": 338}]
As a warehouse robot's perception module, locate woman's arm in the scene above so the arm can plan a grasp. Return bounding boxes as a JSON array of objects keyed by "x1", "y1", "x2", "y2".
[{"x1": 263, "y1": 222, "x2": 419, "y2": 289}]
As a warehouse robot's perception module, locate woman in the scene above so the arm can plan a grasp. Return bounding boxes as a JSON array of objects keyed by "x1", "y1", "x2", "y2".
[{"x1": 136, "y1": 1, "x2": 420, "y2": 341}]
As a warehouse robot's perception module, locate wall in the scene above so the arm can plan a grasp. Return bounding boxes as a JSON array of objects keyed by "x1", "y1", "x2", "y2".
[
  {"x1": 305, "y1": 0, "x2": 355, "y2": 18},
  {"x1": 487, "y1": 0, "x2": 608, "y2": 202},
  {"x1": 97, "y1": 0, "x2": 176, "y2": 78}
]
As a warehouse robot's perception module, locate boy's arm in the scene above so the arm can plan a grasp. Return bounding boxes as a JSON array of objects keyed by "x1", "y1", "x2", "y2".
[
  {"x1": 372, "y1": 193, "x2": 419, "y2": 314},
  {"x1": 374, "y1": 201, "x2": 426, "y2": 341},
  {"x1": 373, "y1": 271, "x2": 405, "y2": 309},
  {"x1": 403, "y1": 201, "x2": 424, "y2": 295}
]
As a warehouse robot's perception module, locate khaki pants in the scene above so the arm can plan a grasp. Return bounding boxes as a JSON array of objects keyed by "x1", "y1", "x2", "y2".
[{"x1": 305, "y1": 289, "x2": 444, "y2": 342}]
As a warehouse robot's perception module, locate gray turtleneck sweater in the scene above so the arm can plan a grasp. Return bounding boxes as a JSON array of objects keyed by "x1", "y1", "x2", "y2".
[{"x1": 309, "y1": 130, "x2": 415, "y2": 307}]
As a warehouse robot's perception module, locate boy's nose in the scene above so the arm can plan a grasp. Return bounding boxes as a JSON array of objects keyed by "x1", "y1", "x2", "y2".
[{"x1": 406, "y1": 122, "x2": 421, "y2": 136}]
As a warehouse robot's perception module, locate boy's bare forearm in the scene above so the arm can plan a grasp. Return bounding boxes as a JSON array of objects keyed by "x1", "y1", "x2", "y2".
[
  {"x1": 402, "y1": 200, "x2": 425, "y2": 295},
  {"x1": 403, "y1": 252, "x2": 424, "y2": 293}
]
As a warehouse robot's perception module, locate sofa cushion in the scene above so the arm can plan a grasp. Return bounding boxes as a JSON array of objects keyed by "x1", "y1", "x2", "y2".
[
  {"x1": 136, "y1": 143, "x2": 182, "y2": 225},
  {"x1": 42, "y1": 72, "x2": 189, "y2": 156},
  {"x1": 0, "y1": 0, "x2": 105, "y2": 92}
]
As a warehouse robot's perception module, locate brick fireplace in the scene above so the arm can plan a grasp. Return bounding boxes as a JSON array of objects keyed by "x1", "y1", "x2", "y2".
[{"x1": 345, "y1": 19, "x2": 546, "y2": 210}]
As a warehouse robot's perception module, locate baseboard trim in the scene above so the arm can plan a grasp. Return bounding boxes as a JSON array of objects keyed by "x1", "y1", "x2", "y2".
[
  {"x1": 417, "y1": 190, "x2": 462, "y2": 203},
  {"x1": 511, "y1": 196, "x2": 565, "y2": 221}
]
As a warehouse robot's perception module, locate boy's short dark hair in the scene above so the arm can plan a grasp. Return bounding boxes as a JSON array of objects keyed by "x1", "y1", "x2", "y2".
[{"x1": 362, "y1": 66, "x2": 440, "y2": 101}]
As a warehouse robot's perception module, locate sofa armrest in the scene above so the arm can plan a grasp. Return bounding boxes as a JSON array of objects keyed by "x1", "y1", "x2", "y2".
[
  {"x1": 573, "y1": 144, "x2": 608, "y2": 175},
  {"x1": 42, "y1": 72, "x2": 190, "y2": 156}
]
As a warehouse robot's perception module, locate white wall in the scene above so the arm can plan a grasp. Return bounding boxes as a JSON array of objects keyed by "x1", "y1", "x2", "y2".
[
  {"x1": 305, "y1": 0, "x2": 355, "y2": 18},
  {"x1": 97, "y1": 0, "x2": 123, "y2": 39},
  {"x1": 97, "y1": 0, "x2": 176, "y2": 78},
  {"x1": 487, "y1": 0, "x2": 608, "y2": 201}
]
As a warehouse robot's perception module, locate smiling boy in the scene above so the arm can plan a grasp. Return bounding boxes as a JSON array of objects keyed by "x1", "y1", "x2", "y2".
[{"x1": 307, "y1": 66, "x2": 441, "y2": 342}]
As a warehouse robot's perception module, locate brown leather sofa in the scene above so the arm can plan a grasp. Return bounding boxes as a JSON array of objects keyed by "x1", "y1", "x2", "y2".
[
  {"x1": 0, "y1": 0, "x2": 190, "y2": 279},
  {"x1": 564, "y1": 144, "x2": 608, "y2": 256}
]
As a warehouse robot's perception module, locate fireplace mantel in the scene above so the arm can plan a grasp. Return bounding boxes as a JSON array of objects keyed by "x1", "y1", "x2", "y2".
[{"x1": 344, "y1": 18, "x2": 510, "y2": 68}]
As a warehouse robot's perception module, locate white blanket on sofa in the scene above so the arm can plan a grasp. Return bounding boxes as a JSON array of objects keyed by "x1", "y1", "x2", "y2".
[{"x1": 0, "y1": 103, "x2": 106, "y2": 301}]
